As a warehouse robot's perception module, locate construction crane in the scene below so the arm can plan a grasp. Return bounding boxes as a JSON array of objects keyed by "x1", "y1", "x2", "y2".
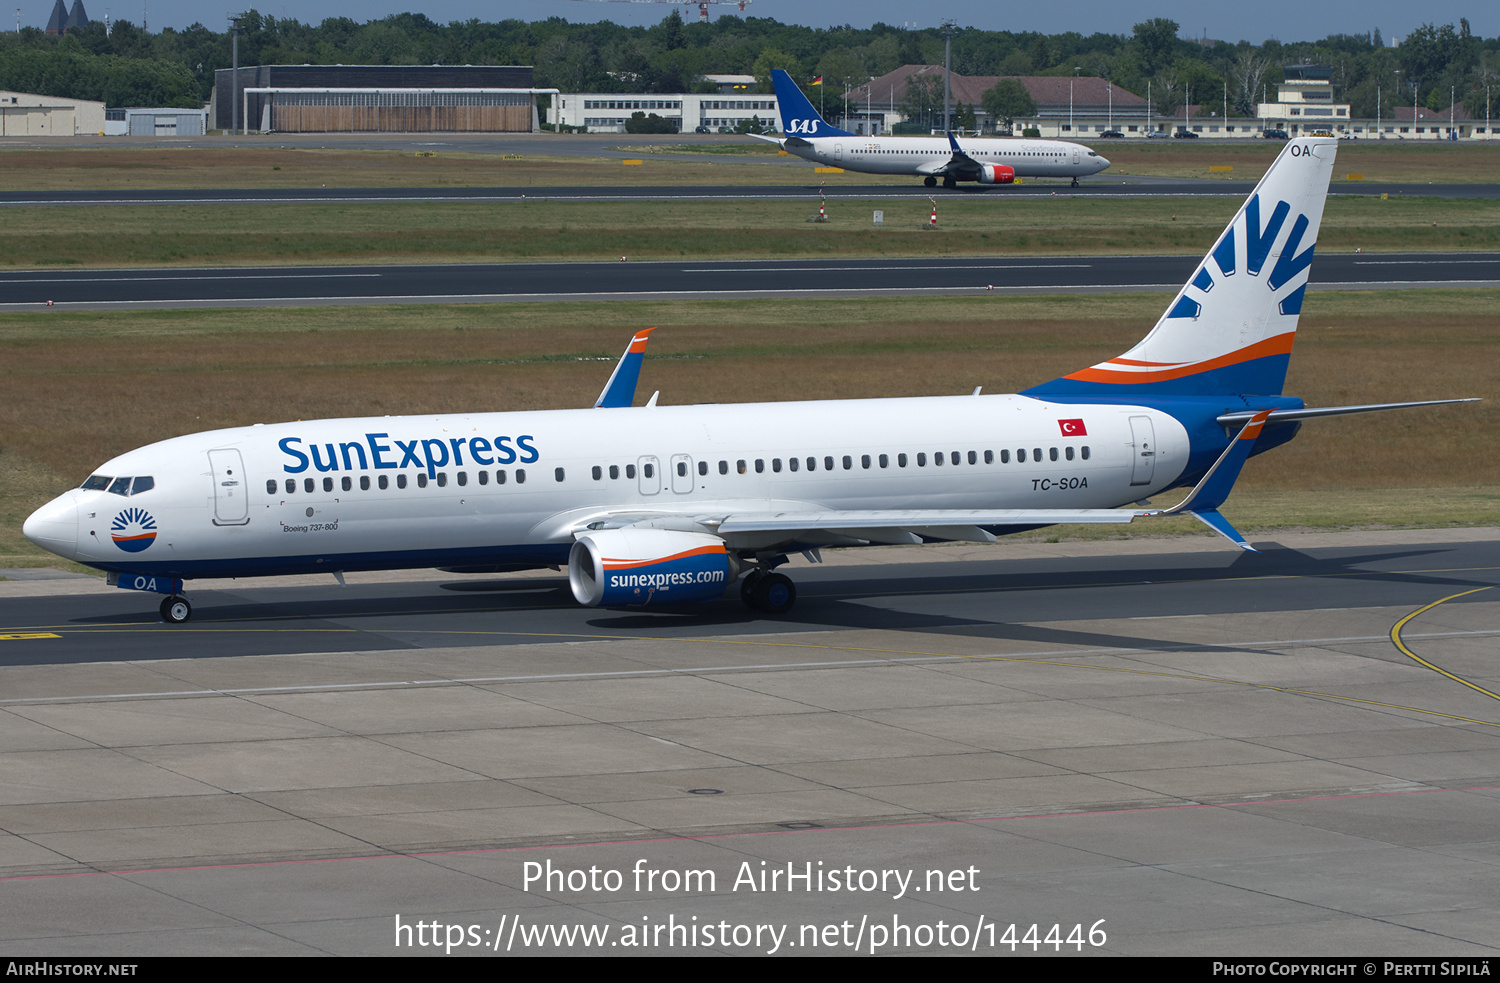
[{"x1": 569, "y1": 0, "x2": 751, "y2": 21}]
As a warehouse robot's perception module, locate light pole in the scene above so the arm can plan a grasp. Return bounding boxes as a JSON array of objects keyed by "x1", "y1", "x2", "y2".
[
  {"x1": 1393, "y1": 70, "x2": 1400, "y2": 137},
  {"x1": 229, "y1": 13, "x2": 242, "y2": 136},
  {"x1": 942, "y1": 21, "x2": 955, "y2": 134},
  {"x1": 1070, "y1": 66, "x2": 1080, "y2": 135}
]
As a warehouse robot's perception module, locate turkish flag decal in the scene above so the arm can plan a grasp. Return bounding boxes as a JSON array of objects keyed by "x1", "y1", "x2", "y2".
[{"x1": 1058, "y1": 418, "x2": 1087, "y2": 436}]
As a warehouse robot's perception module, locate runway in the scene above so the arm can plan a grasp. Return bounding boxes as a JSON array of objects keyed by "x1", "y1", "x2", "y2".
[
  {"x1": 4, "y1": 181, "x2": 1499, "y2": 206},
  {"x1": 2, "y1": 529, "x2": 1497, "y2": 954},
  {"x1": 6, "y1": 252, "x2": 1499, "y2": 310}
]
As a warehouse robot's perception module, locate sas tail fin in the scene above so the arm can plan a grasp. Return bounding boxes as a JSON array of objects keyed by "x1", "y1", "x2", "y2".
[
  {"x1": 771, "y1": 69, "x2": 852, "y2": 137},
  {"x1": 1027, "y1": 137, "x2": 1337, "y2": 398}
]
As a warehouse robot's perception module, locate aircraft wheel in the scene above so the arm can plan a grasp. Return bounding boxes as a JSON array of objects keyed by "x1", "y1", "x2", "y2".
[
  {"x1": 942, "y1": 176, "x2": 957, "y2": 189},
  {"x1": 1071, "y1": 178, "x2": 1079, "y2": 188},
  {"x1": 750, "y1": 573, "x2": 796, "y2": 615},
  {"x1": 923, "y1": 176, "x2": 937, "y2": 188},
  {"x1": 739, "y1": 570, "x2": 764, "y2": 606},
  {"x1": 160, "y1": 595, "x2": 192, "y2": 624}
]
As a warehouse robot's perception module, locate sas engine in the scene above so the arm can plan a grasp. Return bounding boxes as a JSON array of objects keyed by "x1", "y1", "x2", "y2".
[{"x1": 977, "y1": 164, "x2": 1015, "y2": 185}]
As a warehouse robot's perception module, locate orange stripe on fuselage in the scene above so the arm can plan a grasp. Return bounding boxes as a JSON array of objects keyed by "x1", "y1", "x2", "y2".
[{"x1": 1063, "y1": 333, "x2": 1295, "y2": 385}]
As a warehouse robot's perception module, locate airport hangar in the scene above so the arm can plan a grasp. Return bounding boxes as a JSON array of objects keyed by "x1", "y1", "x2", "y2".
[{"x1": 211, "y1": 64, "x2": 557, "y2": 134}]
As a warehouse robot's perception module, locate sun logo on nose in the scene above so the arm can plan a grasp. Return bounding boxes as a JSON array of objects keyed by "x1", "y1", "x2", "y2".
[{"x1": 110, "y1": 507, "x2": 157, "y2": 553}]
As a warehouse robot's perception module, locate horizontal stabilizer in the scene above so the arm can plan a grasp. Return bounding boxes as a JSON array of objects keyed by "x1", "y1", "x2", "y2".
[{"x1": 1217, "y1": 398, "x2": 1480, "y2": 427}]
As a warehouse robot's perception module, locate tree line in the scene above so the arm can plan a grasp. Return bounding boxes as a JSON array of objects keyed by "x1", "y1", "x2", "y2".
[{"x1": 1, "y1": 11, "x2": 1495, "y2": 118}]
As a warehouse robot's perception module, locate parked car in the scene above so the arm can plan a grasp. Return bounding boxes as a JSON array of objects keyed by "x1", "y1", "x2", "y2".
[
  {"x1": 1262, "y1": 128, "x2": 1289, "y2": 140},
  {"x1": 1173, "y1": 129, "x2": 1200, "y2": 139},
  {"x1": 1147, "y1": 131, "x2": 1171, "y2": 139},
  {"x1": 694, "y1": 125, "x2": 710, "y2": 133},
  {"x1": 1098, "y1": 130, "x2": 1124, "y2": 138}
]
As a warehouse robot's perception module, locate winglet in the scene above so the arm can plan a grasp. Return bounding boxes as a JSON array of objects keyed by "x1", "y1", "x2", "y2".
[
  {"x1": 593, "y1": 328, "x2": 655, "y2": 409},
  {"x1": 1141, "y1": 410, "x2": 1269, "y2": 551}
]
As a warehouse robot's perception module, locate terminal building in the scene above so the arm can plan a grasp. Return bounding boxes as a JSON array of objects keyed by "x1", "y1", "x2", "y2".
[{"x1": 211, "y1": 65, "x2": 554, "y2": 133}]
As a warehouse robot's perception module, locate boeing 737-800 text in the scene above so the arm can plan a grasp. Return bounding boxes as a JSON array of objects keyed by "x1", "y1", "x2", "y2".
[
  {"x1": 22, "y1": 138, "x2": 1473, "y2": 623},
  {"x1": 755, "y1": 69, "x2": 1110, "y2": 188}
]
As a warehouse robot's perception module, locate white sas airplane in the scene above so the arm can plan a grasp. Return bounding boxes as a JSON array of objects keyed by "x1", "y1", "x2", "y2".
[
  {"x1": 22, "y1": 138, "x2": 1473, "y2": 623},
  {"x1": 753, "y1": 69, "x2": 1111, "y2": 188}
]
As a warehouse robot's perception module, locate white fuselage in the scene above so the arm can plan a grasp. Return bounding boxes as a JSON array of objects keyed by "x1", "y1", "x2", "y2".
[
  {"x1": 26, "y1": 395, "x2": 1188, "y2": 580},
  {"x1": 784, "y1": 136, "x2": 1110, "y2": 180}
]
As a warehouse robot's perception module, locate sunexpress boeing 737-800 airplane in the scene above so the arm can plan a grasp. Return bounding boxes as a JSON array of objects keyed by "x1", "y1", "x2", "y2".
[
  {"x1": 23, "y1": 138, "x2": 1474, "y2": 623},
  {"x1": 754, "y1": 69, "x2": 1110, "y2": 188}
]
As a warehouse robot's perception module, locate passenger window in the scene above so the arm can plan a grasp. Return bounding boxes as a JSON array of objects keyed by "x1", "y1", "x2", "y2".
[
  {"x1": 436, "y1": 473, "x2": 447, "y2": 488},
  {"x1": 896, "y1": 454, "x2": 905, "y2": 467},
  {"x1": 323, "y1": 477, "x2": 334, "y2": 492},
  {"x1": 1034, "y1": 448, "x2": 1042, "y2": 461},
  {"x1": 417, "y1": 474, "x2": 428, "y2": 488},
  {"x1": 755, "y1": 459, "x2": 764, "y2": 473},
  {"x1": 933, "y1": 452, "x2": 942, "y2": 466},
  {"x1": 360, "y1": 475, "x2": 370, "y2": 490},
  {"x1": 772, "y1": 459, "x2": 783, "y2": 473},
  {"x1": 1017, "y1": 449, "x2": 1026, "y2": 463},
  {"x1": 699, "y1": 461, "x2": 708, "y2": 476},
  {"x1": 266, "y1": 479, "x2": 277, "y2": 494},
  {"x1": 397, "y1": 474, "x2": 408, "y2": 489},
  {"x1": 626, "y1": 464, "x2": 636, "y2": 479},
  {"x1": 952, "y1": 452, "x2": 960, "y2": 465},
  {"x1": 132, "y1": 476, "x2": 154, "y2": 495},
  {"x1": 737, "y1": 460, "x2": 746, "y2": 474},
  {"x1": 642, "y1": 463, "x2": 653, "y2": 478},
  {"x1": 554, "y1": 468, "x2": 565, "y2": 482},
  {"x1": 342, "y1": 476, "x2": 352, "y2": 491},
  {"x1": 305, "y1": 478, "x2": 315, "y2": 493},
  {"x1": 824, "y1": 456, "x2": 834, "y2": 471},
  {"x1": 1000, "y1": 450, "x2": 1010, "y2": 464},
  {"x1": 610, "y1": 465, "x2": 620, "y2": 479},
  {"x1": 984, "y1": 450, "x2": 993, "y2": 464},
  {"x1": 1065, "y1": 446, "x2": 1075, "y2": 461},
  {"x1": 917, "y1": 453, "x2": 927, "y2": 467},
  {"x1": 478, "y1": 471, "x2": 488, "y2": 486},
  {"x1": 1082, "y1": 446, "x2": 1091, "y2": 460},
  {"x1": 718, "y1": 461, "x2": 728, "y2": 475},
  {"x1": 968, "y1": 451, "x2": 977, "y2": 465},
  {"x1": 677, "y1": 461, "x2": 687, "y2": 477},
  {"x1": 807, "y1": 457, "x2": 816, "y2": 471},
  {"x1": 457, "y1": 472, "x2": 467, "y2": 486},
  {"x1": 286, "y1": 478, "x2": 296, "y2": 494},
  {"x1": 843, "y1": 456, "x2": 852, "y2": 470},
  {"x1": 1049, "y1": 448, "x2": 1059, "y2": 462},
  {"x1": 516, "y1": 469, "x2": 526, "y2": 484},
  {"x1": 592, "y1": 466, "x2": 602, "y2": 480},
  {"x1": 380, "y1": 475, "x2": 389, "y2": 489},
  {"x1": 862, "y1": 454, "x2": 871, "y2": 469},
  {"x1": 788, "y1": 457, "x2": 798, "y2": 472},
  {"x1": 495, "y1": 470, "x2": 506, "y2": 484}
]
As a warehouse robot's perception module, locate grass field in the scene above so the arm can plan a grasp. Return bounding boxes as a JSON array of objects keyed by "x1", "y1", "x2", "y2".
[
  {"x1": 3, "y1": 289, "x2": 1494, "y2": 568},
  {"x1": 0, "y1": 140, "x2": 1495, "y2": 192},
  {"x1": 3, "y1": 194, "x2": 1496, "y2": 268}
]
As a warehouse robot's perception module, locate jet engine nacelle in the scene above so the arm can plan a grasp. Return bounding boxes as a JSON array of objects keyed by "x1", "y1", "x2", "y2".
[
  {"x1": 568, "y1": 528, "x2": 737, "y2": 607},
  {"x1": 977, "y1": 164, "x2": 1016, "y2": 185}
]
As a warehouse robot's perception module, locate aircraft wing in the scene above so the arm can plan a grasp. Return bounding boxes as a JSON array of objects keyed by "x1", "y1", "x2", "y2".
[{"x1": 921, "y1": 132, "x2": 983, "y2": 179}]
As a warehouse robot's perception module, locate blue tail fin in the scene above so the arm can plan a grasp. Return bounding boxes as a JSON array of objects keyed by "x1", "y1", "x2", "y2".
[
  {"x1": 771, "y1": 69, "x2": 852, "y2": 137},
  {"x1": 1026, "y1": 137, "x2": 1337, "y2": 398}
]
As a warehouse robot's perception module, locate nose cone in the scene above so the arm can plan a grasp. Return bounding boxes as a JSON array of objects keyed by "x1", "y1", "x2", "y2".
[
  {"x1": 23, "y1": 492, "x2": 79, "y2": 559},
  {"x1": 1094, "y1": 155, "x2": 1111, "y2": 173}
]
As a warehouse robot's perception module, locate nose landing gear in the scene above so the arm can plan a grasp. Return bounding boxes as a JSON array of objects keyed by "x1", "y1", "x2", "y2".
[{"x1": 159, "y1": 595, "x2": 192, "y2": 624}]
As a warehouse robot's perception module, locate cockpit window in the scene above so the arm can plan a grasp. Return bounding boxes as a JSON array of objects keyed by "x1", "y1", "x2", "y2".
[{"x1": 81, "y1": 474, "x2": 154, "y2": 496}]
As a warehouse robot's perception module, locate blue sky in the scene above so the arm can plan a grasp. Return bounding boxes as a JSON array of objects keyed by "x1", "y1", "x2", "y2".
[{"x1": 37, "y1": 0, "x2": 1496, "y2": 44}]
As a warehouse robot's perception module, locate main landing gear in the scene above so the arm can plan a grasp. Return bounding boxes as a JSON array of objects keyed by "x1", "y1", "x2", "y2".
[
  {"x1": 1071, "y1": 177, "x2": 1080, "y2": 188},
  {"x1": 159, "y1": 595, "x2": 192, "y2": 624},
  {"x1": 739, "y1": 569, "x2": 796, "y2": 615},
  {"x1": 923, "y1": 175, "x2": 937, "y2": 188}
]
